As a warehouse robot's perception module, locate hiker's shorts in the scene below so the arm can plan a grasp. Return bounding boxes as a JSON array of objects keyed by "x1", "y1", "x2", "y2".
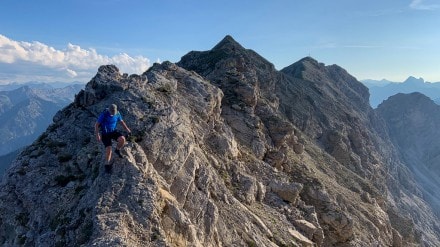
[{"x1": 101, "y1": 131, "x2": 123, "y2": 147}]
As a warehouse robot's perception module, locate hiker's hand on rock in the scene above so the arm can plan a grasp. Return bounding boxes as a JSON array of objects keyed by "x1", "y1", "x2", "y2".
[{"x1": 96, "y1": 133, "x2": 101, "y2": 141}]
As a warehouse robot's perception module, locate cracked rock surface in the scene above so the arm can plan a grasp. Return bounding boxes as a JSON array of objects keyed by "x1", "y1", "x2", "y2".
[{"x1": 0, "y1": 36, "x2": 439, "y2": 246}]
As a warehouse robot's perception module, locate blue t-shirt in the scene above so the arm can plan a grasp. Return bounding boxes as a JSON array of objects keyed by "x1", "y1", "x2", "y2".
[{"x1": 97, "y1": 110, "x2": 123, "y2": 134}]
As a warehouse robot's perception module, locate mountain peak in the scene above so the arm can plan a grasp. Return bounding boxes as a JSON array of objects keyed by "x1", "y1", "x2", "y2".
[
  {"x1": 378, "y1": 92, "x2": 433, "y2": 109},
  {"x1": 2, "y1": 37, "x2": 440, "y2": 247},
  {"x1": 298, "y1": 56, "x2": 320, "y2": 65},
  {"x1": 280, "y1": 56, "x2": 323, "y2": 78},
  {"x1": 281, "y1": 56, "x2": 342, "y2": 81},
  {"x1": 177, "y1": 35, "x2": 274, "y2": 77},
  {"x1": 281, "y1": 56, "x2": 370, "y2": 110},
  {"x1": 403, "y1": 76, "x2": 424, "y2": 84},
  {"x1": 219, "y1": 34, "x2": 236, "y2": 43},
  {"x1": 212, "y1": 35, "x2": 246, "y2": 52}
]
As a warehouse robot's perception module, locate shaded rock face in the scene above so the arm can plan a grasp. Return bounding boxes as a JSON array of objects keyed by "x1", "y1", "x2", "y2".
[
  {"x1": 280, "y1": 57, "x2": 382, "y2": 177},
  {"x1": 376, "y1": 93, "x2": 440, "y2": 215},
  {"x1": 282, "y1": 57, "x2": 370, "y2": 113},
  {"x1": 0, "y1": 36, "x2": 439, "y2": 247}
]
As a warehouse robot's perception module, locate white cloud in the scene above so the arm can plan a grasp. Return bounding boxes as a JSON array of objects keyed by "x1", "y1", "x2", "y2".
[
  {"x1": 66, "y1": 68, "x2": 78, "y2": 78},
  {"x1": 0, "y1": 34, "x2": 151, "y2": 83},
  {"x1": 410, "y1": 0, "x2": 440, "y2": 10}
]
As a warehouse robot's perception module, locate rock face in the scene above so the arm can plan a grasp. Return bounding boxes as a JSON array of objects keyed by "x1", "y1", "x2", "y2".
[
  {"x1": 376, "y1": 92, "x2": 440, "y2": 215},
  {"x1": 0, "y1": 36, "x2": 439, "y2": 246}
]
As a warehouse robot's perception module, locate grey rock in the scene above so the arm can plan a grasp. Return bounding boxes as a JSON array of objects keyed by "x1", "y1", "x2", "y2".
[
  {"x1": 269, "y1": 181, "x2": 303, "y2": 204},
  {"x1": 0, "y1": 35, "x2": 439, "y2": 247}
]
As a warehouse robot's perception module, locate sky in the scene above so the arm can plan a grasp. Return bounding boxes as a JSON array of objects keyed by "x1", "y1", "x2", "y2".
[{"x1": 0, "y1": 0, "x2": 439, "y2": 84}]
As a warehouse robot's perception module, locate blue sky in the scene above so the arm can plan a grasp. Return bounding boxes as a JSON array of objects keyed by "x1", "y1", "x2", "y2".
[{"x1": 1, "y1": 0, "x2": 439, "y2": 84}]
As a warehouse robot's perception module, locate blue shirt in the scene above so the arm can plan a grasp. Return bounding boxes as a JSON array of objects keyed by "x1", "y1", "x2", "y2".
[{"x1": 97, "y1": 110, "x2": 123, "y2": 134}]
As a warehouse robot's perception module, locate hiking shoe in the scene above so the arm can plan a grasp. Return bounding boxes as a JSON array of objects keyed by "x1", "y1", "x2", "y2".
[{"x1": 114, "y1": 149, "x2": 123, "y2": 158}]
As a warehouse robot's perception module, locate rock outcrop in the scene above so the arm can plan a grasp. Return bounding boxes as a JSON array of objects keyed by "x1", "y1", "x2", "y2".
[{"x1": 0, "y1": 36, "x2": 439, "y2": 246}]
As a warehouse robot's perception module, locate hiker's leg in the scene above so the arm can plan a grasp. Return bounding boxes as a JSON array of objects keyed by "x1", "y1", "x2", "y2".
[
  {"x1": 101, "y1": 133, "x2": 113, "y2": 164},
  {"x1": 105, "y1": 146, "x2": 112, "y2": 164},
  {"x1": 116, "y1": 135, "x2": 126, "y2": 150}
]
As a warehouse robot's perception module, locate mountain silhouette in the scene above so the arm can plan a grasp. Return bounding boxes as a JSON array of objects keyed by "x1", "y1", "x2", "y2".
[{"x1": 365, "y1": 76, "x2": 440, "y2": 108}]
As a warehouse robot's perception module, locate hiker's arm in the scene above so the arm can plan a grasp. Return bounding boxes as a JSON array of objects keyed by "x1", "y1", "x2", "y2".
[
  {"x1": 120, "y1": 120, "x2": 131, "y2": 133},
  {"x1": 95, "y1": 122, "x2": 101, "y2": 141}
]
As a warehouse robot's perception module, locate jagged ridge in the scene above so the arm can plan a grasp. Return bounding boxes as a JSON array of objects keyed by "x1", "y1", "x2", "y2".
[{"x1": 0, "y1": 36, "x2": 439, "y2": 247}]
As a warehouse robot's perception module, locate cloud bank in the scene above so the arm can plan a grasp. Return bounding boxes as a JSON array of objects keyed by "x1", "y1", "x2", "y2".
[
  {"x1": 410, "y1": 0, "x2": 440, "y2": 10},
  {"x1": 0, "y1": 34, "x2": 151, "y2": 84}
]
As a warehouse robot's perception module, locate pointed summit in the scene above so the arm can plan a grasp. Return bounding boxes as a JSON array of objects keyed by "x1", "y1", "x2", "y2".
[
  {"x1": 177, "y1": 35, "x2": 274, "y2": 76},
  {"x1": 212, "y1": 35, "x2": 245, "y2": 51},
  {"x1": 214, "y1": 35, "x2": 237, "y2": 46}
]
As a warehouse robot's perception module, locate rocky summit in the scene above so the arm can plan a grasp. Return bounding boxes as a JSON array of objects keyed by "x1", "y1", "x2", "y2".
[{"x1": 1, "y1": 36, "x2": 439, "y2": 246}]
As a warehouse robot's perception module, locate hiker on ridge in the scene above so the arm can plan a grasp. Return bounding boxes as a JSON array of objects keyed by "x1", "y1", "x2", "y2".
[{"x1": 95, "y1": 104, "x2": 131, "y2": 171}]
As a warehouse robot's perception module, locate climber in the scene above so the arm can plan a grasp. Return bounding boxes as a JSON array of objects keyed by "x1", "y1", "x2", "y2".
[{"x1": 95, "y1": 104, "x2": 131, "y2": 172}]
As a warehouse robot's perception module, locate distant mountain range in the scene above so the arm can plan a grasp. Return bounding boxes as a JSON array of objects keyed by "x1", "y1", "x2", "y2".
[
  {"x1": 0, "y1": 81, "x2": 84, "y2": 91},
  {"x1": 0, "y1": 83, "x2": 83, "y2": 168},
  {"x1": 362, "y1": 77, "x2": 440, "y2": 108},
  {"x1": 361, "y1": 79, "x2": 394, "y2": 88}
]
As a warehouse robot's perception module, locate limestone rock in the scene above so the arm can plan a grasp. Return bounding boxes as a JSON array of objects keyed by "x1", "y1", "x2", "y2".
[
  {"x1": 293, "y1": 219, "x2": 319, "y2": 242},
  {"x1": 0, "y1": 35, "x2": 439, "y2": 247},
  {"x1": 269, "y1": 181, "x2": 303, "y2": 204},
  {"x1": 288, "y1": 228, "x2": 314, "y2": 247}
]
